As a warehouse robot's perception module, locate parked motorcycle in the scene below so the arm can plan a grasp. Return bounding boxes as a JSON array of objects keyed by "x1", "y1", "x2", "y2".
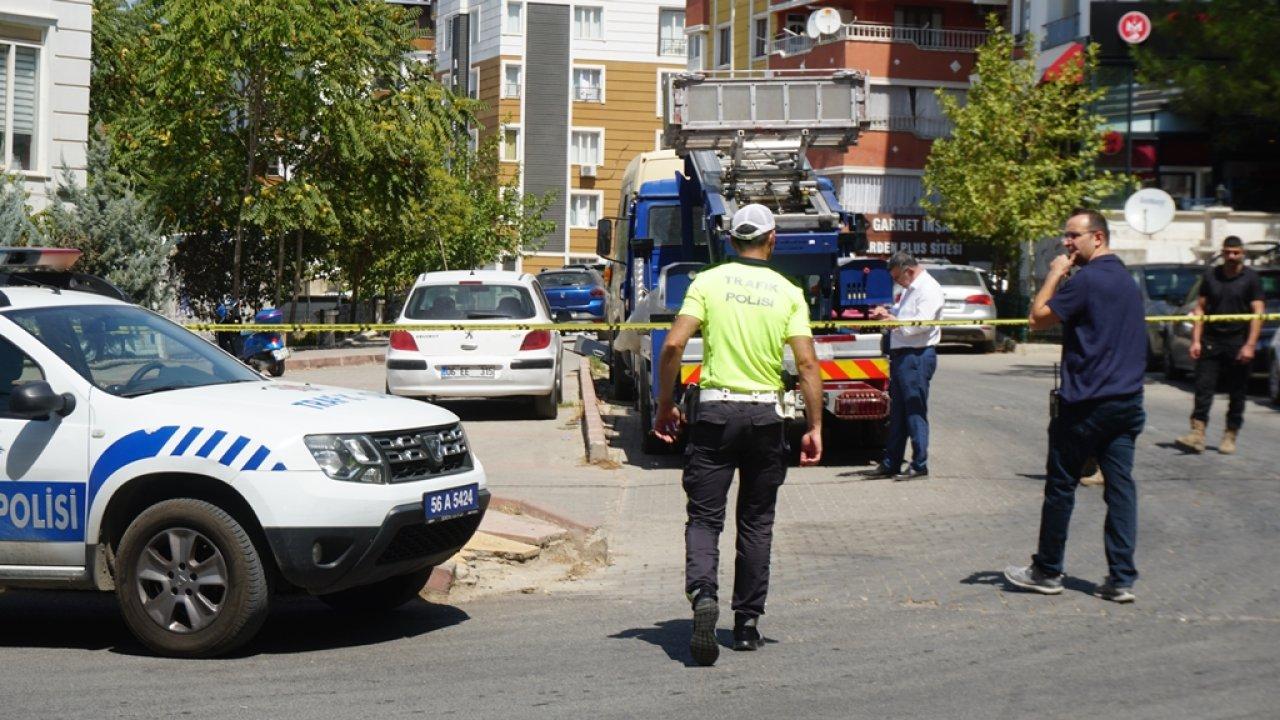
[{"x1": 216, "y1": 302, "x2": 290, "y2": 377}]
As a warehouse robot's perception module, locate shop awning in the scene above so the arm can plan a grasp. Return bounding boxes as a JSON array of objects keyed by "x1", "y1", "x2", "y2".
[{"x1": 1042, "y1": 42, "x2": 1084, "y2": 83}]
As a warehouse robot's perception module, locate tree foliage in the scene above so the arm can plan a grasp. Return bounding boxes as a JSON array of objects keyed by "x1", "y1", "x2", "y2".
[
  {"x1": 96, "y1": 0, "x2": 552, "y2": 308},
  {"x1": 0, "y1": 175, "x2": 40, "y2": 246},
  {"x1": 922, "y1": 18, "x2": 1131, "y2": 274},
  {"x1": 41, "y1": 131, "x2": 177, "y2": 309},
  {"x1": 1135, "y1": 0, "x2": 1280, "y2": 124}
]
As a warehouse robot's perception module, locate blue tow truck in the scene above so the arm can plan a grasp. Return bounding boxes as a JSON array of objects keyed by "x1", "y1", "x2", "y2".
[{"x1": 595, "y1": 71, "x2": 896, "y2": 455}]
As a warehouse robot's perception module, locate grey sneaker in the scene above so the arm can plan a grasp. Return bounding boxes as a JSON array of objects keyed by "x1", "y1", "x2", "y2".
[
  {"x1": 1094, "y1": 581, "x2": 1135, "y2": 604},
  {"x1": 1003, "y1": 564, "x2": 1064, "y2": 595},
  {"x1": 689, "y1": 591, "x2": 720, "y2": 666}
]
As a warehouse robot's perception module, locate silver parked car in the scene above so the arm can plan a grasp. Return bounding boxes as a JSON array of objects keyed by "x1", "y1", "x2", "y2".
[
  {"x1": 921, "y1": 263, "x2": 997, "y2": 353},
  {"x1": 1127, "y1": 263, "x2": 1202, "y2": 369}
]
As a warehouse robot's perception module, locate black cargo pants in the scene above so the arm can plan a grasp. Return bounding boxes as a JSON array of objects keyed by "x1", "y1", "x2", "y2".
[{"x1": 683, "y1": 401, "x2": 788, "y2": 618}]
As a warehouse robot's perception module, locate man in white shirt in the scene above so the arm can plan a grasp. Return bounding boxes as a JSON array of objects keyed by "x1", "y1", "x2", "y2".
[{"x1": 865, "y1": 252, "x2": 944, "y2": 480}]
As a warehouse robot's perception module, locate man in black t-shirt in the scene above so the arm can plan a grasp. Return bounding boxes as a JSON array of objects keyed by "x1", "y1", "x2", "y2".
[{"x1": 1174, "y1": 236, "x2": 1265, "y2": 454}]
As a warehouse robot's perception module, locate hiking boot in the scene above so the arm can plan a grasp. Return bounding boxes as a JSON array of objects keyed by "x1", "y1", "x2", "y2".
[
  {"x1": 733, "y1": 614, "x2": 763, "y2": 652},
  {"x1": 1174, "y1": 419, "x2": 1206, "y2": 453},
  {"x1": 1219, "y1": 428, "x2": 1238, "y2": 455},
  {"x1": 1003, "y1": 563, "x2": 1064, "y2": 595},
  {"x1": 689, "y1": 590, "x2": 720, "y2": 666},
  {"x1": 1094, "y1": 581, "x2": 1136, "y2": 604}
]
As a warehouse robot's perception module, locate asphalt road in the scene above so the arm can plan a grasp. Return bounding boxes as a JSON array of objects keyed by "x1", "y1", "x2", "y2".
[{"x1": 2, "y1": 349, "x2": 1277, "y2": 719}]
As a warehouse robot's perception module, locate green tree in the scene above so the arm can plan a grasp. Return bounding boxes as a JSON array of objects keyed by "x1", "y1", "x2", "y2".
[
  {"x1": 1135, "y1": 1, "x2": 1280, "y2": 124},
  {"x1": 0, "y1": 175, "x2": 40, "y2": 246},
  {"x1": 41, "y1": 131, "x2": 176, "y2": 309},
  {"x1": 921, "y1": 18, "x2": 1131, "y2": 287}
]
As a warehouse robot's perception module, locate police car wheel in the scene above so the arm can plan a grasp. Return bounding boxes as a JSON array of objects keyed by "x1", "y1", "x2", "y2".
[
  {"x1": 317, "y1": 567, "x2": 434, "y2": 613},
  {"x1": 115, "y1": 499, "x2": 269, "y2": 658}
]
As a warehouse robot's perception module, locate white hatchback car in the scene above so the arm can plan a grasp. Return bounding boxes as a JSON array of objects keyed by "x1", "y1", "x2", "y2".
[{"x1": 386, "y1": 271, "x2": 563, "y2": 418}]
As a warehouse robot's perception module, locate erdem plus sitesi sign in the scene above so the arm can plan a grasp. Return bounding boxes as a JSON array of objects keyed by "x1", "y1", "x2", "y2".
[{"x1": 1118, "y1": 11, "x2": 1152, "y2": 44}]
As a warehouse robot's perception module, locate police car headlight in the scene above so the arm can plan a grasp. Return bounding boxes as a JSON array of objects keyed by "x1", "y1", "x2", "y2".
[{"x1": 304, "y1": 434, "x2": 385, "y2": 484}]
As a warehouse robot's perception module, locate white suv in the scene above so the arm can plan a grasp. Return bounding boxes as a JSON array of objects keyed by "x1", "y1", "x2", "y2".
[
  {"x1": 386, "y1": 271, "x2": 563, "y2": 419},
  {"x1": 0, "y1": 251, "x2": 488, "y2": 657}
]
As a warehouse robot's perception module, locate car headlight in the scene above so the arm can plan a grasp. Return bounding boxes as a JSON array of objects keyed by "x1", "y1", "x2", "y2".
[{"x1": 303, "y1": 434, "x2": 386, "y2": 484}]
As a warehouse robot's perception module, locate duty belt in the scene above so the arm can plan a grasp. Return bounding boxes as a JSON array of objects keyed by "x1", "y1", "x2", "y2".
[{"x1": 699, "y1": 388, "x2": 783, "y2": 404}]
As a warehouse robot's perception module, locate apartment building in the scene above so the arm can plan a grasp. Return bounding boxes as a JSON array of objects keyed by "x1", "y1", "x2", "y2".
[
  {"x1": 684, "y1": 1, "x2": 1000, "y2": 262},
  {"x1": 2, "y1": 0, "x2": 91, "y2": 211},
  {"x1": 434, "y1": 0, "x2": 688, "y2": 272}
]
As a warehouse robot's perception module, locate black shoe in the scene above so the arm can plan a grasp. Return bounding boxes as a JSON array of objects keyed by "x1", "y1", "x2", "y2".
[
  {"x1": 894, "y1": 468, "x2": 929, "y2": 481},
  {"x1": 862, "y1": 465, "x2": 899, "y2": 480},
  {"x1": 733, "y1": 615, "x2": 763, "y2": 652},
  {"x1": 689, "y1": 591, "x2": 720, "y2": 666}
]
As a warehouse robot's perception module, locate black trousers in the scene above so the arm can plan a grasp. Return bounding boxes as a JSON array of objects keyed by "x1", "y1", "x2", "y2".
[
  {"x1": 683, "y1": 401, "x2": 788, "y2": 618},
  {"x1": 1191, "y1": 339, "x2": 1249, "y2": 430}
]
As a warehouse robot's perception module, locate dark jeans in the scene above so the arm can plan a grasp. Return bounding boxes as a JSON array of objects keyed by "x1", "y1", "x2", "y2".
[
  {"x1": 683, "y1": 401, "x2": 787, "y2": 618},
  {"x1": 882, "y1": 346, "x2": 937, "y2": 473},
  {"x1": 1034, "y1": 392, "x2": 1146, "y2": 587},
  {"x1": 1192, "y1": 338, "x2": 1250, "y2": 430}
]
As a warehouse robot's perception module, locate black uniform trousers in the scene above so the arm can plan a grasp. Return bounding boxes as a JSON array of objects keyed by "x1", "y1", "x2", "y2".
[
  {"x1": 1191, "y1": 338, "x2": 1250, "y2": 430},
  {"x1": 683, "y1": 401, "x2": 788, "y2": 619}
]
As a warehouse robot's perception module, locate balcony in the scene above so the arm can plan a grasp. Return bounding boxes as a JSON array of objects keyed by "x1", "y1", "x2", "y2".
[
  {"x1": 1041, "y1": 13, "x2": 1080, "y2": 50},
  {"x1": 659, "y1": 37, "x2": 687, "y2": 57},
  {"x1": 770, "y1": 21, "x2": 989, "y2": 58},
  {"x1": 502, "y1": 82, "x2": 521, "y2": 99}
]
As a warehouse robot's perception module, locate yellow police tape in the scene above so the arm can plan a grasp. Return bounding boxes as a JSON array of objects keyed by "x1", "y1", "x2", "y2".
[{"x1": 184, "y1": 313, "x2": 1279, "y2": 334}]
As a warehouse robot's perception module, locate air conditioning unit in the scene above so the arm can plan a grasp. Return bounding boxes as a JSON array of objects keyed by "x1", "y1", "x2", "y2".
[{"x1": 580, "y1": 164, "x2": 598, "y2": 178}]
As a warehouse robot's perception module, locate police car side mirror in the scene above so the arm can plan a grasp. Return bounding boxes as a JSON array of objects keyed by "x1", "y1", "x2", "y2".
[{"x1": 8, "y1": 382, "x2": 75, "y2": 420}]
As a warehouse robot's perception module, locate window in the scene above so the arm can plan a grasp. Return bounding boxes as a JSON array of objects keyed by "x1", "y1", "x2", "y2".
[
  {"x1": 505, "y1": 1, "x2": 523, "y2": 34},
  {"x1": 1, "y1": 43, "x2": 40, "y2": 172},
  {"x1": 659, "y1": 9, "x2": 686, "y2": 56},
  {"x1": 0, "y1": 336, "x2": 43, "y2": 416},
  {"x1": 688, "y1": 33, "x2": 704, "y2": 71},
  {"x1": 716, "y1": 25, "x2": 731, "y2": 67},
  {"x1": 438, "y1": 15, "x2": 451, "y2": 60},
  {"x1": 655, "y1": 128, "x2": 666, "y2": 150},
  {"x1": 570, "y1": 192, "x2": 601, "y2": 228},
  {"x1": 895, "y1": 6, "x2": 943, "y2": 29},
  {"x1": 501, "y1": 125, "x2": 521, "y2": 162},
  {"x1": 785, "y1": 13, "x2": 806, "y2": 36},
  {"x1": 838, "y1": 174, "x2": 924, "y2": 214},
  {"x1": 572, "y1": 67, "x2": 604, "y2": 103},
  {"x1": 574, "y1": 6, "x2": 603, "y2": 40},
  {"x1": 502, "y1": 63, "x2": 522, "y2": 98},
  {"x1": 570, "y1": 129, "x2": 603, "y2": 166},
  {"x1": 468, "y1": 68, "x2": 479, "y2": 99},
  {"x1": 403, "y1": 284, "x2": 537, "y2": 320},
  {"x1": 648, "y1": 206, "x2": 684, "y2": 246},
  {"x1": 657, "y1": 70, "x2": 679, "y2": 118},
  {"x1": 469, "y1": 9, "x2": 480, "y2": 47},
  {"x1": 753, "y1": 17, "x2": 769, "y2": 58},
  {"x1": 9, "y1": 306, "x2": 259, "y2": 397}
]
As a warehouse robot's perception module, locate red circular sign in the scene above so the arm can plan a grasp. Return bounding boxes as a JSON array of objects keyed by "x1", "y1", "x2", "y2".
[
  {"x1": 1118, "y1": 11, "x2": 1152, "y2": 44},
  {"x1": 1102, "y1": 131, "x2": 1124, "y2": 155}
]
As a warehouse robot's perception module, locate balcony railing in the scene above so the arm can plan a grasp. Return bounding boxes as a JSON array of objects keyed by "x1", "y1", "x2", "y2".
[
  {"x1": 771, "y1": 21, "x2": 989, "y2": 57},
  {"x1": 502, "y1": 82, "x2": 521, "y2": 98},
  {"x1": 866, "y1": 115, "x2": 954, "y2": 140},
  {"x1": 573, "y1": 85, "x2": 602, "y2": 102},
  {"x1": 659, "y1": 37, "x2": 688, "y2": 57},
  {"x1": 1041, "y1": 13, "x2": 1080, "y2": 50}
]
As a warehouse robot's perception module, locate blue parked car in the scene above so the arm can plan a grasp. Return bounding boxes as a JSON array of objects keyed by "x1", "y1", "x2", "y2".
[{"x1": 539, "y1": 268, "x2": 608, "y2": 325}]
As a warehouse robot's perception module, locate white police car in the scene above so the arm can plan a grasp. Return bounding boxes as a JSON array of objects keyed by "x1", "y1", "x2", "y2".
[{"x1": 0, "y1": 249, "x2": 488, "y2": 657}]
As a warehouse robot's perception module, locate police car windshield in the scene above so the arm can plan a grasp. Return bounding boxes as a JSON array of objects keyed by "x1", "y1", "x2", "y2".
[{"x1": 6, "y1": 305, "x2": 262, "y2": 397}]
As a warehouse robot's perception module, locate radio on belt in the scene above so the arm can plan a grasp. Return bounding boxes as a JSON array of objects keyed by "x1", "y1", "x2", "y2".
[{"x1": 0, "y1": 249, "x2": 489, "y2": 657}]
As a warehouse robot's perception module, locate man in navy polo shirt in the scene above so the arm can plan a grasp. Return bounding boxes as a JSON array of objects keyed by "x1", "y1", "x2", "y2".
[{"x1": 1004, "y1": 208, "x2": 1147, "y2": 603}]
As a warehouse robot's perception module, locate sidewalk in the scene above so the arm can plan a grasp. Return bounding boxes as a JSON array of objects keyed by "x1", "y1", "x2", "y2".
[{"x1": 287, "y1": 341, "x2": 387, "y2": 370}]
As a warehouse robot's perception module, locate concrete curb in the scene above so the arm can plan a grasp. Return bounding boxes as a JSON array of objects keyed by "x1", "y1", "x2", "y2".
[
  {"x1": 287, "y1": 351, "x2": 386, "y2": 371},
  {"x1": 423, "y1": 495, "x2": 602, "y2": 597},
  {"x1": 578, "y1": 355, "x2": 611, "y2": 464}
]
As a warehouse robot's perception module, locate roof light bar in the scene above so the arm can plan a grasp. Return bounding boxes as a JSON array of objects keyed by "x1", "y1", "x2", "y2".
[{"x1": 0, "y1": 247, "x2": 83, "y2": 271}]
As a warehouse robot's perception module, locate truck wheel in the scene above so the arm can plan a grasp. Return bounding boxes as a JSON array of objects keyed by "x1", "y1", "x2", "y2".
[
  {"x1": 317, "y1": 567, "x2": 433, "y2": 613},
  {"x1": 115, "y1": 499, "x2": 269, "y2": 658},
  {"x1": 610, "y1": 344, "x2": 635, "y2": 402}
]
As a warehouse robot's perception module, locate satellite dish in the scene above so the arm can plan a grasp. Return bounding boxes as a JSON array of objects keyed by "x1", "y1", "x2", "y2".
[
  {"x1": 806, "y1": 8, "x2": 843, "y2": 39},
  {"x1": 1123, "y1": 188, "x2": 1177, "y2": 235}
]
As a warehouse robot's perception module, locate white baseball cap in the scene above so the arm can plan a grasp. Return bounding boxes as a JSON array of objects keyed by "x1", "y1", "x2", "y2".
[{"x1": 729, "y1": 204, "x2": 776, "y2": 241}]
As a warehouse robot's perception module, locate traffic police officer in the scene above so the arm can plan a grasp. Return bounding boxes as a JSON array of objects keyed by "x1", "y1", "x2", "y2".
[{"x1": 654, "y1": 203, "x2": 824, "y2": 667}]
